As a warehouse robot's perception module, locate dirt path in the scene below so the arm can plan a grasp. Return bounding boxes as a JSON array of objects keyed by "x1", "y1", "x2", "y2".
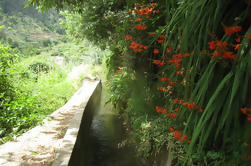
[{"x1": 0, "y1": 80, "x2": 99, "y2": 166}]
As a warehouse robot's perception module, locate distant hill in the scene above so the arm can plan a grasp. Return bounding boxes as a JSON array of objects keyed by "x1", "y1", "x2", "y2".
[
  {"x1": 0, "y1": 0, "x2": 64, "y2": 33},
  {"x1": 0, "y1": 0, "x2": 64, "y2": 54}
]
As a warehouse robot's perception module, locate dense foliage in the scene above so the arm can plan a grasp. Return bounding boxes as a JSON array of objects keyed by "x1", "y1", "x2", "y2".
[
  {"x1": 0, "y1": 1, "x2": 106, "y2": 143},
  {"x1": 28, "y1": 0, "x2": 251, "y2": 165},
  {"x1": 0, "y1": 40, "x2": 76, "y2": 143}
]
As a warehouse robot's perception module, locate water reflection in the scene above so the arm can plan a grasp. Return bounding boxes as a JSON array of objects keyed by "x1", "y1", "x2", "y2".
[{"x1": 69, "y1": 91, "x2": 144, "y2": 166}]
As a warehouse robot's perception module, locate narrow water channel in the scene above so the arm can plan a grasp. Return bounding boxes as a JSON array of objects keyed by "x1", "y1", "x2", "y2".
[{"x1": 69, "y1": 90, "x2": 146, "y2": 166}]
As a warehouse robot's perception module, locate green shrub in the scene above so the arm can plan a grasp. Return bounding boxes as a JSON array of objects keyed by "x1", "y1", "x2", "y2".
[{"x1": 0, "y1": 48, "x2": 77, "y2": 143}]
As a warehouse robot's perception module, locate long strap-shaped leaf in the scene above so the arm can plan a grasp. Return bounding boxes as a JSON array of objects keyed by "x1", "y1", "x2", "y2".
[{"x1": 184, "y1": 71, "x2": 233, "y2": 164}]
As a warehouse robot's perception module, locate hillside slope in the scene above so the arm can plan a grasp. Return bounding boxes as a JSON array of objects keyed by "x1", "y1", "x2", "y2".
[{"x1": 0, "y1": 0, "x2": 64, "y2": 55}]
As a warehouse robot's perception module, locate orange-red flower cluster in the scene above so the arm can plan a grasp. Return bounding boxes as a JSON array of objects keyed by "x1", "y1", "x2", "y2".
[
  {"x1": 176, "y1": 69, "x2": 184, "y2": 75},
  {"x1": 160, "y1": 77, "x2": 175, "y2": 85},
  {"x1": 134, "y1": 24, "x2": 147, "y2": 30},
  {"x1": 151, "y1": 3, "x2": 157, "y2": 7},
  {"x1": 161, "y1": 77, "x2": 170, "y2": 82},
  {"x1": 152, "y1": 59, "x2": 165, "y2": 67},
  {"x1": 148, "y1": 33, "x2": 155, "y2": 37},
  {"x1": 208, "y1": 40, "x2": 237, "y2": 60},
  {"x1": 157, "y1": 87, "x2": 166, "y2": 92},
  {"x1": 158, "y1": 77, "x2": 176, "y2": 92},
  {"x1": 159, "y1": 34, "x2": 166, "y2": 39},
  {"x1": 168, "y1": 53, "x2": 191, "y2": 69},
  {"x1": 155, "y1": 106, "x2": 167, "y2": 114},
  {"x1": 129, "y1": 41, "x2": 148, "y2": 53},
  {"x1": 166, "y1": 48, "x2": 172, "y2": 54},
  {"x1": 169, "y1": 128, "x2": 192, "y2": 144},
  {"x1": 241, "y1": 107, "x2": 251, "y2": 121},
  {"x1": 168, "y1": 53, "x2": 182, "y2": 68},
  {"x1": 156, "y1": 35, "x2": 170, "y2": 47},
  {"x1": 130, "y1": 3, "x2": 159, "y2": 23},
  {"x1": 166, "y1": 113, "x2": 177, "y2": 119},
  {"x1": 153, "y1": 49, "x2": 160, "y2": 54},
  {"x1": 157, "y1": 40, "x2": 164, "y2": 44},
  {"x1": 135, "y1": 7, "x2": 152, "y2": 16},
  {"x1": 173, "y1": 98, "x2": 203, "y2": 112},
  {"x1": 157, "y1": 85, "x2": 173, "y2": 92},
  {"x1": 224, "y1": 26, "x2": 242, "y2": 35},
  {"x1": 136, "y1": 18, "x2": 142, "y2": 22},
  {"x1": 155, "y1": 106, "x2": 177, "y2": 119},
  {"x1": 125, "y1": 35, "x2": 132, "y2": 40}
]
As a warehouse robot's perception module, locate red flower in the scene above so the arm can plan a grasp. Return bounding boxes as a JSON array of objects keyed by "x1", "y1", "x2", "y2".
[
  {"x1": 234, "y1": 44, "x2": 240, "y2": 50},
  {"x1": 248, "y1": 115, "x2": 251, "y2": 121},
  {"x1": 214, "y1": 51, "x2": 220, "y2": 57},
  {"x1": 168, "y1": 53, "x2": 182, "y2": 68},
  {"x1": 169, "y1": 128, "x2": 174, "y2": 132},
  {"x1": 167, "y1": 86, "x2": 173, "y2": 90},
  {"x1": 173, "y1": 98, "x2": 178, "y2": 103},
  {"x1": 176, "y1": 70, "x2": 183, "y2": 75},
  {"x1": 151, "y1": 3, "x2": 157, "y2": 7},
  {"x1": 155, "y1": 106, "x2": 162, "y2": 113},
  {"x1": 235, "y1": 37, "x2": 241, "y2": 42},
  {"x1": 222, "y1": 51, "x2": 236, "y2": 60},
  {"x1": 171, "y1": 113, "x2": 176, "y2": 118},
  {"x1": 144, "y1": 46, "x2": 148, "y2": 50},
  {"x1": 159, "y1": 35, "x2": 166, "y2": 39},
  {"x1": 181, "y1": 134, "x2": 188, "y2": 144},
  {"x1": 178, "y1": 99, "x2": 184, "y2": 104},
  {"x1": 152, "y1": 60, "x2": 165, "y2": 67},
  {"x1": 183, "y1": 53, "x2": 190, "y2": 57},
  {"x1": 173, "y1": 131, "x2": 181, "y2": 140},
  {"x1": 158, "y1": 87, "x2": 166, "y2": 92},
  {"x1": 161, "y1": 108, "x2": 167, "y2": 114},
  {"x1": 134, "y1": 24, "x2": 147, "y2": 30},
  {"x1": 241, "y1": 107, "x2": 248, "y2": 114},
  {"x1": 208, "y1": 41, "x2": 217, "y2": 50},
  {"x1": 216, "y1": 40, "x2": 228, "y2": 48},
  {"x1": 125, "y1": 35, "x2": 132, "y2": 40},
  {"x1": 161, "y1": 77, "x2": 169, "y2": 82},
  {"x1": 136, "y1": 18, "x2": 142, "y2": 22},
  {"x1": 166, "y1": 48, "x2": 172, "y2": 54},
  {"x1": 224, "y1": 26, "x2": 242, "y2": 35},
  {"x1": 157, "y1": 40, "x2": 164, "y2": 44},
  {"x1": 148, "y1": 33, "x2": 155, "y2": 37},
  {"x1": 153, "y1": 49, "x2": 160, "y2": 54},
  {"x1": 248, "y1": 35, "x2": 251, "y2": 39}
]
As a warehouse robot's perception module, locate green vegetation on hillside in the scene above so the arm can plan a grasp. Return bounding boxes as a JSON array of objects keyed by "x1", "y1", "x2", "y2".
[
  {"x1": 0, "y1": 0, "x2": 107, "y2": 144},
  {"x1": 0, "y1": 0, "x2": 64, "y2": 57},
  {"x1": 0, "y1": 40, "x2": 75, "y2": 143}
]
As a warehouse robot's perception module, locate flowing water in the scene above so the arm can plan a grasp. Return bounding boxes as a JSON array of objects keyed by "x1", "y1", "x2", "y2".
[{"x1": 69, "y1": 90, "x2": 146, "y2": 166}]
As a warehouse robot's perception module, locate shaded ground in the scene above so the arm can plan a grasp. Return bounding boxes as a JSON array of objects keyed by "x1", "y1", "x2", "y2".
[{"x1": 0, "y1": 80, "x2": 98, "y2": 166}]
